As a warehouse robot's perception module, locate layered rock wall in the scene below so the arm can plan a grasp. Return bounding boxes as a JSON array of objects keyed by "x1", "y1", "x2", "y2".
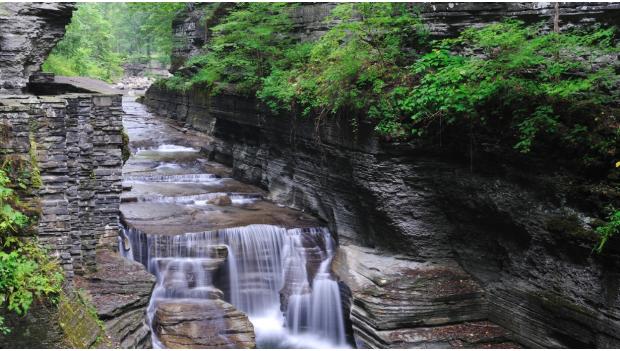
[
  {"x1": 0, "y1": 3, "x2": 74, "y2": 93},
  {"x1": 1, "y1": 3, "x2": 155, "y2": 348}
]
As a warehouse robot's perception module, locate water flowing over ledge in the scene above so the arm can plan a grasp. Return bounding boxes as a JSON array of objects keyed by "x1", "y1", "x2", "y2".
[
  {"x1": 120, "y1": 224, "x2": 350, "y2": 348},
  {"x1": 117, "y1": 96, "x2": 352, "y2": 348}
]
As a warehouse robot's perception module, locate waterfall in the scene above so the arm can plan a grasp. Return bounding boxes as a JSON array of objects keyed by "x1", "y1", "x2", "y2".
[
  {"x1": 120, "y1": 224, "x2": 349, "y2": 348},
  {"x1": 283, "y1": 228, "x2": 347, "y2": 345},
  {"x1": 309, "y1": 235, "x2": 347, "y2": 345}
]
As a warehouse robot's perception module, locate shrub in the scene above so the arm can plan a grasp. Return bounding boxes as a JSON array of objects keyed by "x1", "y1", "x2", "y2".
[{"x1": 0, "y1": 168, "x2": 64, "y2": 334}]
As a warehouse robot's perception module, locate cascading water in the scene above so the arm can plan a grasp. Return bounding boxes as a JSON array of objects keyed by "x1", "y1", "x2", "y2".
[
  {"x1": 120, "y1": 96, "x2": 349, "y2": 348},
  {"x1": 120, "y1": 224, "x2": 350, "y2": 349},
  {"x1": 123, "y1": 173, "x2": 221, "y2": 183}
]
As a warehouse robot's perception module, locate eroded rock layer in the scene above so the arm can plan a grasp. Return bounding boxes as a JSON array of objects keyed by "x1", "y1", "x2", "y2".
[
  {"x1": 0, "y1": 3, "x2": 75, "y2": 93},
  {"x1": 74, "y1": 250, "x2": 155, "y2": 348}
]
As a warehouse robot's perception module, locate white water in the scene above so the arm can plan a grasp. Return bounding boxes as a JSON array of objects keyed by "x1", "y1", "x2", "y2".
[
  {"x1": 120, "y1": 224, "x2": 350, "y2": 349},
  {"x1": 123, "y1": 173, "x2": 221, "y2": 183},
  {"x1": 153, "y1": 144, "x2": 200, "y2": 153},
  {"x1": 126, "y1": 192, "x2": 263, "y2": 205}
]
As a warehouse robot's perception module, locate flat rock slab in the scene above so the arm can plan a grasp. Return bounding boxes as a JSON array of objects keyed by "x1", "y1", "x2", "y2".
[
  {"x1": 123, "y1": 178, "x2": 262, "y2": 199},
  {"x1": 121, "y1": 199, "x2": 321, "y2": 236},
  {"x1": 153, "y1": 299, "x2": 256, "y2": 349}
]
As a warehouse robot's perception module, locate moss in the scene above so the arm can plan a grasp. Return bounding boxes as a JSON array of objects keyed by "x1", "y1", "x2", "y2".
[
  {"x1": 28, "y1": 133, "x2": 41, "y2": 189},
  {"x1": 545, "y1": 215, "x2": 598, "y2": 241},
  {"x1": 0, "y1": 123, "x2": 10, "y2": 144},
  {"x1": 121, "y1": 129, "x2": 131, "y2": 165},
  {"x1": 535, "y1": 290, "x2": 597, "y2": 319},
  {"x1": 58, "y1": 289, "x2": 111, "y2": 348}
]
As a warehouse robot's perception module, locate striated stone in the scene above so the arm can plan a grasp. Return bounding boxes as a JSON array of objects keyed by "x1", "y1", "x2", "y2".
[
  {"x1": 74, "y1": 250, "x2": 155, "y2": 348},
  {"x1": 0, "y1": 3, "x2": 75, "y2": 93},
  {"x1": 332, "y1": 245, "x2": 504, "y2": 348},
  {"x1": 153, "y1": 299, "x2": 256, "y2": 349}
]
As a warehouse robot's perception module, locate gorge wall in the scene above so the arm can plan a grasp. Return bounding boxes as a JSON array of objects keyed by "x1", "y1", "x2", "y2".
[
  {"x1": 1, "y1": 3, "x2": 154, "y2": 348},
  {"x1": 145, "y1": 2, "x2": 620, "y2": 348}
]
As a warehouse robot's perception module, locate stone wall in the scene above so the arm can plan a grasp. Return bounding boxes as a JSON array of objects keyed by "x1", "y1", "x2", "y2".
[
  {"x1": 0, "y1": 93, "x2": 123, "y2": 278},
  {"x1": 0, "y1": 3, "x2": 75, "y2": 93}
]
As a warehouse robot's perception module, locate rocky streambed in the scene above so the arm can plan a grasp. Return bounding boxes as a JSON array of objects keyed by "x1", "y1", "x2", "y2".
[{"x1": 118, "y1": 96, "x2": 350, "y2": 348}]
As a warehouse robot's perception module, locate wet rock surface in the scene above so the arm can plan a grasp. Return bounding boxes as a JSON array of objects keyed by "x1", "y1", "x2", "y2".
[
  {"x1": 332, "y1": 245, "x2": 517, "y2": 348},
  {"x1": 121, "y1": 97, "x2": 322, "y2": 235},
  {"x1": 74, "y1": 249, "x2": 155, "y2": 348},
  {"x1": 153, "y1": 299, "x2": 256, "y2": 349}
]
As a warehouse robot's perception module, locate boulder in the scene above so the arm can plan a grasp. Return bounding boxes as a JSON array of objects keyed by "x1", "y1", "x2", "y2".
[
  {"x1": 153, "y1": 299, "x2": 256, "y2": 349},
  {"x1": 208, "y1": 194, "x2": 232, "y2": 206}
]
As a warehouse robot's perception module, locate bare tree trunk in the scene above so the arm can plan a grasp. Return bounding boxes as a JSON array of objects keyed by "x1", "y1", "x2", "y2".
[{"x1": 553, "y1": 2, "x2": 560, "y2": 33}]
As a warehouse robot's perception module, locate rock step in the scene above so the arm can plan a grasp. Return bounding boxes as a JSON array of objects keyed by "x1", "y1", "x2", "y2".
[{"x1": 153, "y1": 299, "x2": 256, "y2": 349}]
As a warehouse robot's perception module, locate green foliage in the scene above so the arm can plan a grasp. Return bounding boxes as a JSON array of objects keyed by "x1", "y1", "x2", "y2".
[
  {"x1": 394, "y1": 20, "x2": 619, "y2": 157},
  {"x1": 161, "y1": 5, "x2": 618, "y2": 172},
  {"x1": 182, "y1": 3, "x2": 295, "y2": 94},
  {"x1": 123, "y1": 3, "x2": 185, "y2": 65},
  {"x1": 259, "y1": 3, "x2": 427, "y2": 116},
  {"x1": 0, "y1": 169, "x2": 28, "y2": 234},
  {"x1": 594, "y1": 208, "x2": 620, "y2": 254},
  {"x1": 0, "y1": 167, "x2": 64, "y2": 334},
  {"x1": 43, "y1": 3, "x2": 183, "y2": 81},
  {"x1": 43, "y1": 4, "x2": 122, "y2": 81}
]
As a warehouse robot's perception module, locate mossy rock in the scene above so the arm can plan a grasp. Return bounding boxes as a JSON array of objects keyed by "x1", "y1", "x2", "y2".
[
  {"x1": 545, "y1": 215, "x2": 598, "y2": 242},
  {"x1": 58, "y1": 290, "x2": 112, "y2": 348}
]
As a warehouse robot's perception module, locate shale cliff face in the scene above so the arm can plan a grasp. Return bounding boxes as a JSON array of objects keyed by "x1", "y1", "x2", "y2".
[
  {"x1": 0, "y1": 3, "x2": 74, "y2": 93},
  {"x1": 146, "y1": 2, "x2": 620, "y2": 348}
]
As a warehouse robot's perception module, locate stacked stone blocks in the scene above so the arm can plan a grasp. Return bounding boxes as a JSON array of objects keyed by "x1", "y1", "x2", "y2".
[{"x1": 0, "y1": 93, "x2": 123, "y2": 278}]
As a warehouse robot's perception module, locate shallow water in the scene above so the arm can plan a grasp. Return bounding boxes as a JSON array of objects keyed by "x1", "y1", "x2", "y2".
[{"x1": 119, "y1": 97, "x2": 350, "y2": 349}]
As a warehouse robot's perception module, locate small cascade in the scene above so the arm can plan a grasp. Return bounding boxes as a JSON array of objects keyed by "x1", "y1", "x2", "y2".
[
  {"x1": 283, "y1": 228, "x2": 347, "y2": 345},
  {"x1": 120, "y1": 224, "x2": 350, "y2": 348},
  {"x1": 124, "y1": 192, "x2": 263, "y2": 205},
  {"x1": 151, "y1": 144, "x2": 200, "y2": 153},
  {"x1": 308, "y1": 235, "x2": 347, "y2": 344},
  {"x1": 123, "y1": 173, "x2": 221, "y2": 183}
]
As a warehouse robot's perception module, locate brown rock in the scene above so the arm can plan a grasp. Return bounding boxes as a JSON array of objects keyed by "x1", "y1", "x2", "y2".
[
  {"x1": 153, "y1": 299, "x2": 256, "y2": 349},
  {"x1": 208, "y1": 194, "x2": 232, "y2": 206}
]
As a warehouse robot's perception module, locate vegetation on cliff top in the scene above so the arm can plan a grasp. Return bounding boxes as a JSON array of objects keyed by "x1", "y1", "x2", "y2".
[
  {"x1": 43, "y1": 3, "x2": 183, "y2": 81},
  {"x1": 0, "y1": 163, "x2": 64, "y2": 334},
  {"x1": 161, "y1": 4, "x2": 618, "y2": 168}
]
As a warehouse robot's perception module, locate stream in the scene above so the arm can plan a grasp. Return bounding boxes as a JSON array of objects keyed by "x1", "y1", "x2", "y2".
[{"x1": 117, "y1": 96, "x2": 349, "y2": 349}]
